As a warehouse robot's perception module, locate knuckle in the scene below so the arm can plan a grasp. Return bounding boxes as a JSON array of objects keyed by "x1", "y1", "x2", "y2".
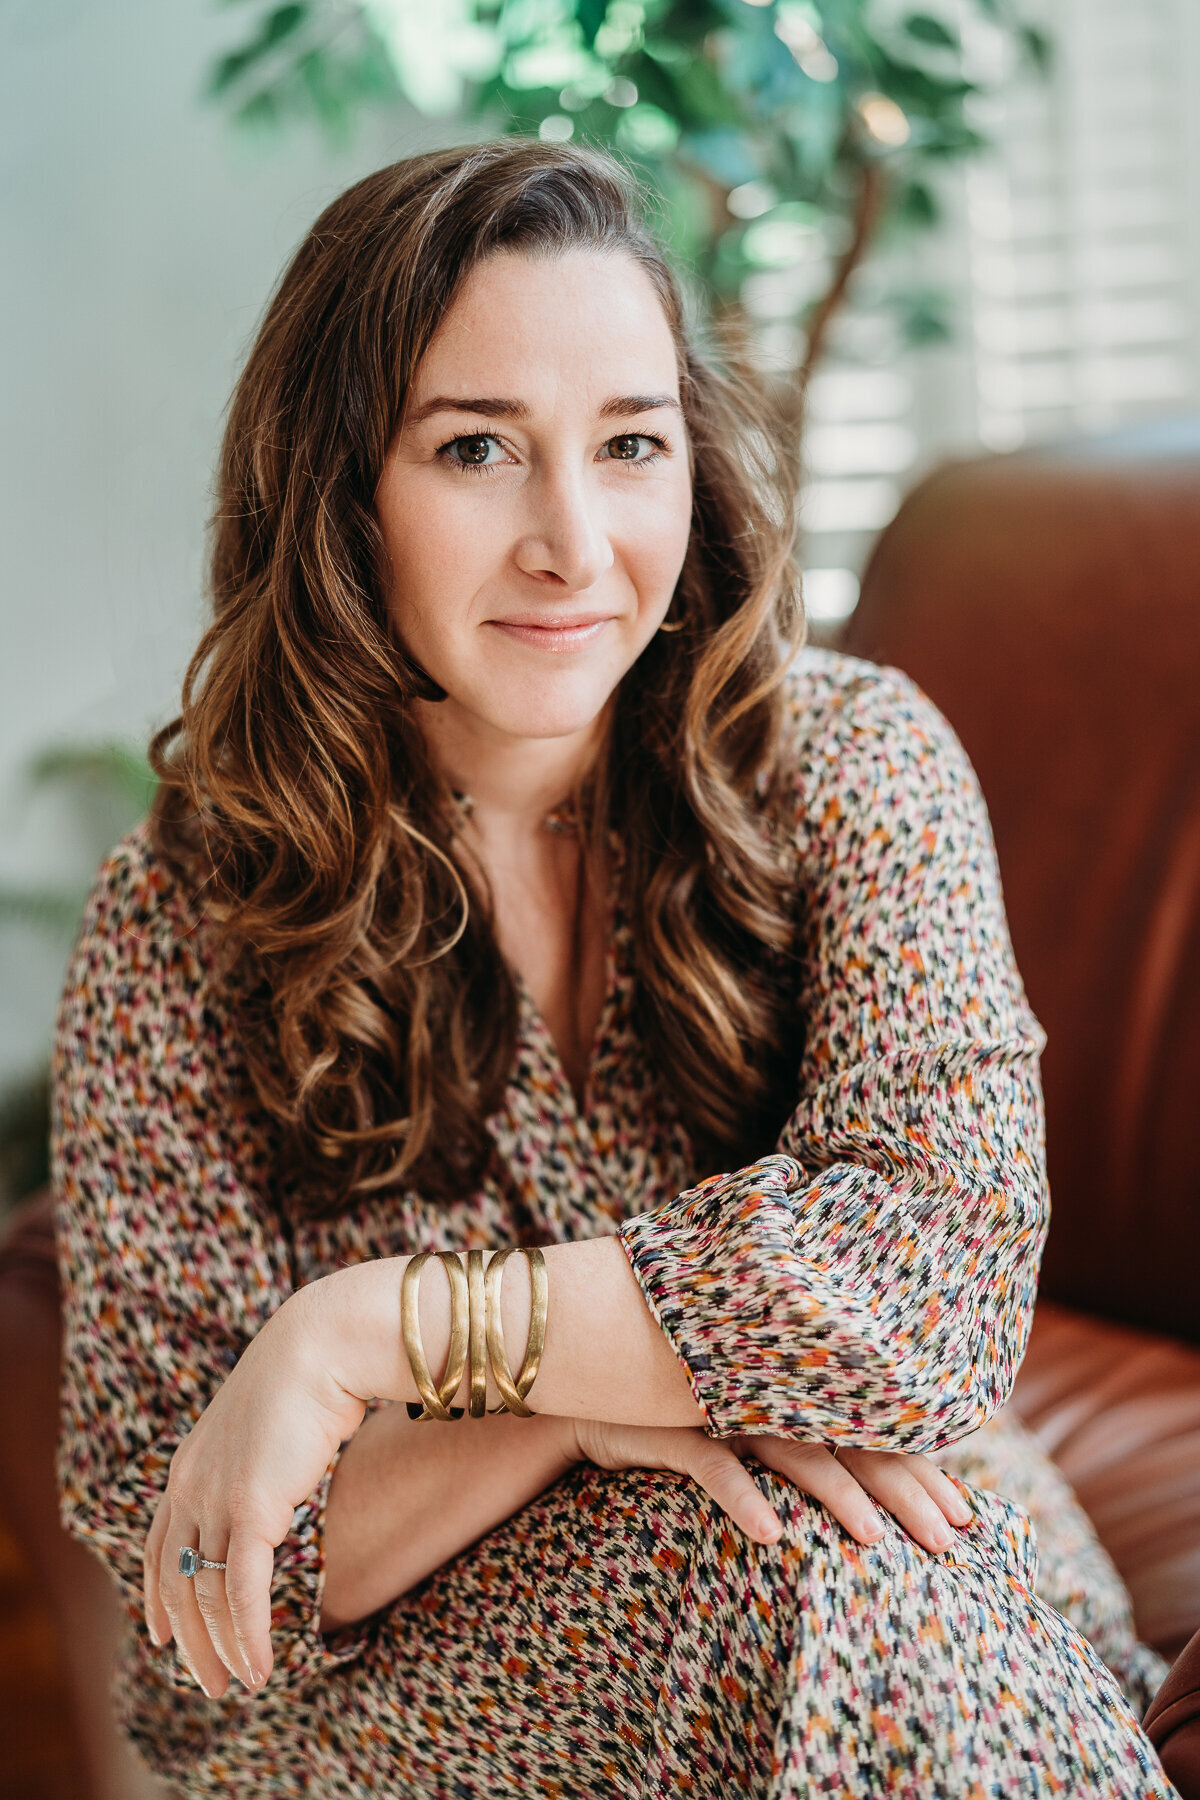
[
  {"x1": 222, "y1": 1482, "x2": 266, "y2": 1533},
  {"x1": 856, "y1": 1448, "x2": 901, "y2": 1471},
  {"x1": 690, "y1": 1442, "x2": 737, "y2": 1482},
  {"x1": 165, "y1": 1451, "x2": 192, "y2": 1497},
  {"x1": 891, "y1": 1473, "x2": 932, "y2": 1512},
  {"x1": 221, "y1": 1477, "x2": 250, "y2": 1515},
  {"x1": 193, "y1": 1586, "x2": 222, "y2": 1628},
  {"x1": 223, "y1": 1582, "x2": 250, "y2": 1622}
]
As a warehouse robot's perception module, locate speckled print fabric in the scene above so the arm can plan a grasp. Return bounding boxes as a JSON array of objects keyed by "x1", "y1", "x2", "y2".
[{"x1": 53, "y1": 651, "x2": 1175, "y2": 1797}]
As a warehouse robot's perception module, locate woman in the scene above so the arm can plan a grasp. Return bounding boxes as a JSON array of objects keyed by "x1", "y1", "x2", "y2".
[{"x1": 53, "y1": 141, "x2": 1172, "y2": 1797}]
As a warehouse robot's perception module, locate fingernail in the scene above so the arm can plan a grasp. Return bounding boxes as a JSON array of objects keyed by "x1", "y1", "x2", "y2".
[
  {"x1": 182, "y1": 1659, "x2": 212, "y2": 1698},
  {"x1": 951, "y1": 1500, "x2": 973, "y2": 1525},
  {"x1": 862, "y1": 1508, "x2": 885, "y2": 1540},
  {"x1": 931, "y1": 1526, "x2": 953, "y2": 1551},
  {"x1": 249, "y1": 1667, "x2": 265, "y2": 1689},
  {"x1": 147, "y1": 1624, "x2": 163, "y2": 1648},
  {"x1": 758, "y1": 1511, "x2": 782, "y2": 1541}
]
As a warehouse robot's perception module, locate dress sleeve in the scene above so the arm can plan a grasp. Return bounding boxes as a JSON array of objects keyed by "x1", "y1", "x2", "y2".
[
  {"x1": 51, "y1": 834, "x2": 369, "y2": 1691},
  {"x1": 617, "y1": 662, "x2": 1049, "y2": 1454}
]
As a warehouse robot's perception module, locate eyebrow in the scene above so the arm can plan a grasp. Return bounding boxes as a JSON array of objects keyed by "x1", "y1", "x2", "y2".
[{"x1": 405, "y1": 392, "x2": 682, "y2": 427}]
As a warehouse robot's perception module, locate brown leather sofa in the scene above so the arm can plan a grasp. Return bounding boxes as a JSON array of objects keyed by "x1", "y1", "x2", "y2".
[
  {"x1": 842, "y1": 425, "x2": 1200, "y2": 1791},
  {"x1": 1, "y1": 430, "x2": 1199, "y2": 1796}
]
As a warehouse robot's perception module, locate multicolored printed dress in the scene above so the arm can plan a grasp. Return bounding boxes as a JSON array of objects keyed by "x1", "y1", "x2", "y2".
[{"x1": 53, "y1": 651, "x2": 1176, "y2": 1798}]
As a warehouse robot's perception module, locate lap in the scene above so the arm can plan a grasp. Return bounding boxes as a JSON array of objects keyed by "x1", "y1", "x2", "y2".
[
  {"x1": 931, "y1": 1405, "x2": 1170, "y2": 1714},
  {"x1": 312, "y1": 1455, "x2": 1171, "y2": 1800},
  {"x1": 321, "y1": 1463, "x2": 715, "y2": 1797}
]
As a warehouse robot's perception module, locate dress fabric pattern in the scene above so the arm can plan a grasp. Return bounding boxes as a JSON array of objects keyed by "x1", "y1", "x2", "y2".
[{"x1": 52, "y1": 651, "x2": 1174, "y2": 1798}]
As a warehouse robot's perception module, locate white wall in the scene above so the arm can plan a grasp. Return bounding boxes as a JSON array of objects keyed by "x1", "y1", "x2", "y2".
[{"x1": 0, "y1": 0, "x2": 445, "y2": 1085}]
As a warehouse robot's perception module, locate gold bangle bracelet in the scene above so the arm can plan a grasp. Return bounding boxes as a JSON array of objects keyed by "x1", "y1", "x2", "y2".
[
  {"x1": 484, "y1": 1245, "x2": 548, "y2": 1417},
  {"x1": 466, "y1": 1248, "x2": 488, "y2": 1418},
  {"x1": 402, "y1": 1250, "x2": 468, "y2": 1422}
]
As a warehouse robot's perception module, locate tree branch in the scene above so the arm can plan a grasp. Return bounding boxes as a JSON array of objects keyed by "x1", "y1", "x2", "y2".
[{"x1": 785, "y1": 157, "x2": 888, "y2": 430}]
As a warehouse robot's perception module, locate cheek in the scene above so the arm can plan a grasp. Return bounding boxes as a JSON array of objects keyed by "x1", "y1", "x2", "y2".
[
  {"x1": 379, "y1": 483, "x2": 491, "y2": 643},
  {"x1": 624, "y1": 482, "x2": 693, "y2": 606}
]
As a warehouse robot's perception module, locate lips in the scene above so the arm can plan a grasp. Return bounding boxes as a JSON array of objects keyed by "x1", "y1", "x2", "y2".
[
  {"x1": 491, "y1": 612, "x2": 612, "y2": 630},
  {"x1": 486, "y1": 615, "x2": 614, "y2": 651}
]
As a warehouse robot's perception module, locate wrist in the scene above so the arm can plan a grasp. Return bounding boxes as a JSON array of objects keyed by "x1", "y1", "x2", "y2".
[
  {"x1": 543, "y1": 1411, "x2": 582, "y2": 1468},
  {"x1": 297, "y1": 1259, "x2": 411, "y2": 1404},
  {"x1": 306, "y1": 1250, "x2": 544, "y2": 1417}
]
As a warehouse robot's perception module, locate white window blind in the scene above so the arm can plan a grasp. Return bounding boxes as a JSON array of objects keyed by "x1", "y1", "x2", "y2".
[
  {"x1": 744, "y1": 267, "x2": 925, "y2": 625},
  {"x1": 771, "y1": 0, "x2": 1200, "y2": 626},
  {"x1": 966, "y1": 0, "x2": 1200, "y2": 450}
]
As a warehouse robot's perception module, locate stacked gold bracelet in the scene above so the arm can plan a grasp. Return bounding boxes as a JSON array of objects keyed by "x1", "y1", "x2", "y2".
[{"x1": 401, "y1": 1246, "x2": 548, "y2": 1422}]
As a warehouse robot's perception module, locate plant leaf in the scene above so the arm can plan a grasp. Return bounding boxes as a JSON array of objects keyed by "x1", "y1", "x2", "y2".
[
  {"x1": 1020, "y1": 24, "x2": 1053, "y2": 73},
  {"x1": 207, "y1": 3, "x2": 308, "y2": 95},
  {"x1": 574, "y1": 0, "x2": 610, "y2": 50},
  {"x1": 903, "y1": 13, "x2": 960, "y2": 52},
  {"x1": 894, "y1": 177, "x2": 939, "y2": 227}
]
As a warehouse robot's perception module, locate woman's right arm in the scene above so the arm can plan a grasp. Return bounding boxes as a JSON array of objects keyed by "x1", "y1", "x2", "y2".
[{"x1": 52, "y1": 835, "x2": 368, "y2": 1693}]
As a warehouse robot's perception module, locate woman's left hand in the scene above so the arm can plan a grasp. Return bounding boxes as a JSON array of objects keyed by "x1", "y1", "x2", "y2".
[
  {"x1": 142, "y1": 1286, "x2": 366, "y2": 1699},
  {"x1": 731, "y1": 1433, "x2": 974, "y2": 1552}
]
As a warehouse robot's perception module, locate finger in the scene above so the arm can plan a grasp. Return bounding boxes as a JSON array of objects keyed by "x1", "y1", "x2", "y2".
[
  {"x1": 222, "y1": 1531, "x2": 275, "y2": 1690},
  {"x1": 161, "y1": 1523, "x2": 232, "y2": 1700},
  {"x1": 864, "y1": 1452, "x2": 974, "y2": 1526},
  {"x1": 839, "y1": 1450, "x2": 964, "y2": 1553},
  {"x1": 143, "y1": 1496, "x2": 173, "y2": 1649},
  {"x1": 911, "y1": 1461, "x2": 975, "y2": 1527},
  {"x1": 190, "y1": 1530, "x2": 244, "y2": 1688},
  {"x1": 678, "y1": 1434, "x2": 784, "y2": 1544},
  {"x1": 745, "y1": 1438, "x2": 885, "y2": 1546}
]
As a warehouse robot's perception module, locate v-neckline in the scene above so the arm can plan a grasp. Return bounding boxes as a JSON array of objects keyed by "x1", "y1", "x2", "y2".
[{"x1": 509, "y1": 833, "x2": 626, "y2": 1131}]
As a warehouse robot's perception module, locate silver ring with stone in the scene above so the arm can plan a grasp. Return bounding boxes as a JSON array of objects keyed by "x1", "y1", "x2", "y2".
[{"x1": 178, "y1": 1546, "x2": 227, "y2": 1578}]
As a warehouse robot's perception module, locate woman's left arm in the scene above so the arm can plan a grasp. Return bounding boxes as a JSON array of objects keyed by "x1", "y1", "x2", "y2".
[{"x1": 616, "y1": 662, "x2": 1050, "y2": 1454}]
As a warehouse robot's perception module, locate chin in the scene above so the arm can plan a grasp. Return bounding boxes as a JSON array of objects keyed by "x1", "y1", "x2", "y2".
[
  {"x1": 465, "y1": 664, "x2": 628, "y2": 743},
  {"x1": 489, "y1": 696, "x2": 611, "y2": 742}
]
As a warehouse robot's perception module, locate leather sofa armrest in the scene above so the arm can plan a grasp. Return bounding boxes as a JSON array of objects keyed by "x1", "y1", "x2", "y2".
[
  {"x1": 1010, "y1": 1299, "x2": 1200, "y2": 1660},
  {"x1": 1143, "y1": 1625, "x2": 1200, "y2": 1795}
]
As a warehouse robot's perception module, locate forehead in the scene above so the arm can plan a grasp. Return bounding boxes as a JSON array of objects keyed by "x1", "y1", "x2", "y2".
[{"x1": 411, "y1": 249, "x2": 681, "y2": 402}]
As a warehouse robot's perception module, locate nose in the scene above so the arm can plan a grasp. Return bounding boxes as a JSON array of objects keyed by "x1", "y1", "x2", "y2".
[{"x1": 512, "y1": 465, "x2": 614, "y2": 592}]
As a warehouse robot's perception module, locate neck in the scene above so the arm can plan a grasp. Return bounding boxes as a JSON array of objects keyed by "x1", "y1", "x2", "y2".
[{"x1": 413, "y1": 697, "x2": 608, "y2": 833}]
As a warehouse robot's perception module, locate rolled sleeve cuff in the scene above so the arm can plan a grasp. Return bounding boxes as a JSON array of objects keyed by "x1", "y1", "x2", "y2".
[
  {"x1": 616, "y1": 1153, "x2": 812, "y2": 1440},
  {"x1": 268, "y1": 1439, "x2": 371, "y2": 1687}
]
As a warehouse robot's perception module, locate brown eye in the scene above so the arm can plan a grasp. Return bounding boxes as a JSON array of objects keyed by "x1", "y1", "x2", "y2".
[
  {"x1": 455, "y1": 435, "x2": 494, "y2": 465},
  {"x1": 608, "y1": 434, "x2": 643, "y2": 460}
]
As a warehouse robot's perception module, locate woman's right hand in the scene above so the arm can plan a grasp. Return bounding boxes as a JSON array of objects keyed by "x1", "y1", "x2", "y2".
[{"x1": 567, "y1": 1418, "x2": 973, "y2": 1552}]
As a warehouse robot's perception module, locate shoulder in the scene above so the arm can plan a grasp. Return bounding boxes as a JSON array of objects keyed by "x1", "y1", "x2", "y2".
[
  {"x1": 776, "y1": 645, "x2": 965, "y2": 770},
  {"x1": 56, "y1": 822, "x2": 219, "y2": 1055},
  {"x1": 769, "y1": 646, "x2": 981, "y2": 838}
]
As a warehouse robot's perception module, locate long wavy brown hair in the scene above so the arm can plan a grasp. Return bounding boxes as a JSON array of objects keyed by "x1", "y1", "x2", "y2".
[{"x1": 150, "y1": 139, "x2": 806, "y2": 1219}]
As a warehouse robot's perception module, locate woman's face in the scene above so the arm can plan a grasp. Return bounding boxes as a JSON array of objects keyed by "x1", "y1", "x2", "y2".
[{"x1": 376, "y1": 249, "x2": 694, "y2": 749}]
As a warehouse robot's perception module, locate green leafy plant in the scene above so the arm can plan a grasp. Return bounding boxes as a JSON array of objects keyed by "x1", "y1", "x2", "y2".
[
  {"x1": 207, "y1": 0, "x2": 1049, "y2": 390},
  {"x1": 0, "y1": 743, "x2": 153, "y2": 1214},
  {"x1": 0, "y1": 743, "x2": 155, "y2": 933}
]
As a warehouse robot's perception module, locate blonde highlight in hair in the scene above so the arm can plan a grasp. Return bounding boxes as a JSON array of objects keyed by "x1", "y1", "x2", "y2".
[{"x1": 151, "y1": 140, "x2": 806, "y2": 1217}]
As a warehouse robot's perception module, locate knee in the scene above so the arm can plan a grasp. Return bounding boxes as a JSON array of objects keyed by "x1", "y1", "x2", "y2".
[{"x1": 746, "y1": 1462, "x2": 1040, "y2": 1599}]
